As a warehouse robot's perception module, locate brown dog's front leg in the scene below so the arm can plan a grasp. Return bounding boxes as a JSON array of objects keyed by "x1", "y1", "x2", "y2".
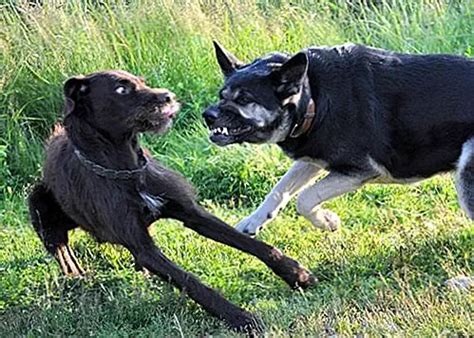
[
  {"x1": 127, "y1": 234, "x2": 263, "y2": 334},
  {"x1": 179, "y1": 206, "x2": 316, "y2": 289}
]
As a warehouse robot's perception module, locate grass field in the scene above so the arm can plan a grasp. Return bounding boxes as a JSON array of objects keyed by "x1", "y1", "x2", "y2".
[{"x1": 1, "y1": 0, "x2": 473, "y2": 336}]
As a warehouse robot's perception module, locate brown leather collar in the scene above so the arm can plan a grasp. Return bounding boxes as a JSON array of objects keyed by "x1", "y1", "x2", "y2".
[{"x1": 289, "y1": 98, "x2": 316, "y2": 138}]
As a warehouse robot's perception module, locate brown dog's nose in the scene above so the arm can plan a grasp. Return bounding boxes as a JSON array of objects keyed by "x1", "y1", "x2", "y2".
[
  {"x1": 153, "y1": 89, "x2": 176, "y2": 105},
  {"x1": 157, "y1": 92, "x2": 173, "y2": 105}
]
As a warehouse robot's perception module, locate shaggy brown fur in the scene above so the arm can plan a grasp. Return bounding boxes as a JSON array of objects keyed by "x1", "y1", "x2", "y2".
[{"x1": 28, "y1": 70, "x2": 315, "y2": 333}]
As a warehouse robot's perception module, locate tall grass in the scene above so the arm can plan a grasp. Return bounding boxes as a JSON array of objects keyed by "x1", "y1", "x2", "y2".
[{"x1": 1, "y1": 0, "x2": 473, "y2": 204}]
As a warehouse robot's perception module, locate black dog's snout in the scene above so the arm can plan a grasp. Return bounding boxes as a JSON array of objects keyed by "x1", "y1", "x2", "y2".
[{"x1": 203, "y1": 107, "x2": 219, "y2": 125}]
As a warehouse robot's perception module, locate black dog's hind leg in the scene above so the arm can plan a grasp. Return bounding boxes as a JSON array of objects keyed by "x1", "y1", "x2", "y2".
[
  {"x1": 456, "y1": 138, "x2": 474, "y2": 220},
  {"x1": 28, "y1": 183, "x2": 84, "y2": 276}
]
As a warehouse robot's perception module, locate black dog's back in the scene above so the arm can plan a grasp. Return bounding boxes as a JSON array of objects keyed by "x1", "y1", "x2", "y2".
[
  {"x1": 370, "y1": 47, "x2": 474, "y2": 177},
  {"x1": 290, "y1": 44, "x2": 474, "y2": 178}
]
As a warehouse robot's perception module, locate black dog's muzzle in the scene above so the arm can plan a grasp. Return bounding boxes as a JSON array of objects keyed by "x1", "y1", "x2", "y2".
[{"x1": 203, "y1": 106, "x2": 220, "y2": 126}]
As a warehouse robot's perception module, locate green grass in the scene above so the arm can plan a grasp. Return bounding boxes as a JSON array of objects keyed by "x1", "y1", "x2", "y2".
[{"x1": 1, "y1": 0, "x2": 473, "y2": 336}]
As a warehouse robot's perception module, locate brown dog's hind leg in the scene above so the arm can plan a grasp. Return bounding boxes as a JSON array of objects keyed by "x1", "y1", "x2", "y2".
[
  {"x1": 54, "y1": 243, "x2": 84, "y2": 276},
  {"x1": 176, "y1": 205, "x2": 316, "y2": 290},
  {"x1": 28, "y1": 183, "x2": 84, "y2": 276},
  {"x1": 123, "y1": 229, "x2": 263, "y2": 334}
]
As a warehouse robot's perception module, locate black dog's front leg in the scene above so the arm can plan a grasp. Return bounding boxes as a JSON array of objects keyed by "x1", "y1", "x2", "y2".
[
  {"x1": 125, "y1": 230, "x2": 263, "y2": 334},
  {"x1": 177, "y1": 205, "x2": 316, "y2": 289}
]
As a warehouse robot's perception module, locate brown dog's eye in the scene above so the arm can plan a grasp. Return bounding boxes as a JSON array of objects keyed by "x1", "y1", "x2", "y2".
[{"x1": 115, "y1": 86, "x2": 131, "y2": 95}]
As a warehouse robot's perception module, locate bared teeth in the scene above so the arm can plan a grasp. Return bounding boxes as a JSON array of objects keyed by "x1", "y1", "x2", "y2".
[
  {"x1": 211, "y1": 126, "x2": 239, "y2": 136},
  {"x1": 211, "y1": 127, "x2": 227, "y2": 135}
]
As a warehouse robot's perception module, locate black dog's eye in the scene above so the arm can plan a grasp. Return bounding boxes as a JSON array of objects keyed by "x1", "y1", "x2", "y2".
[
  {"x1": 115, "y1": 85, "x2": 131, "y2": 95},
  {"x1": 236, "y1": 95, "x2": 253, "y2": 105}
]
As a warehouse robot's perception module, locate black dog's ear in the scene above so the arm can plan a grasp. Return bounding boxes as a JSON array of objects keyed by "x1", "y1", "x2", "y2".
[
  {"x1": 63, "y1": 75, "x2": 88, "y2": 116},
  {"x1": 213, "y1": 41, "x2": 244, "y2": 77},
  {"x1": 273, "y1": 52, "x2": 308, "y2": 97}
]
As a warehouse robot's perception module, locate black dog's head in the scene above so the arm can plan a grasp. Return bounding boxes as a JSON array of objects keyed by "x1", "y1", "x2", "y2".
[
  {"x1": 63, "y1": 70, "x2": 180, "y2": 137},
  {"x1": 203, "y1": 42, "x2": 309, "y2": 146}
]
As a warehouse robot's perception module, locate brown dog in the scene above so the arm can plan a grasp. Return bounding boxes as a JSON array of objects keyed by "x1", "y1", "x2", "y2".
[{"x1": 28, "y1": 70, "x2": 315, "y2": 333}]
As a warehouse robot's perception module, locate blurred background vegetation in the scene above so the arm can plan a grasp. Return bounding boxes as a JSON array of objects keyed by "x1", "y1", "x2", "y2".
[{"x1": 1, "y1": 0, "x2": 473, "y2": 206}]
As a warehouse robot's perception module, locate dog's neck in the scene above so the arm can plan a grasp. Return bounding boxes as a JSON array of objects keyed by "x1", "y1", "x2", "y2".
[
  {"x1": 284, "y1": 79, "x2": 316, "y2": 139},
  {"x1": 65, "y1": 115, "x2": 144, "y2": 171}
]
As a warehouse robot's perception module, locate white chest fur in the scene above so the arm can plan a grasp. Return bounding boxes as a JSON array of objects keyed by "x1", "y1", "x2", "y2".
[{"x1": 139, "y1": 191, "x2": 165, "y2": 215}]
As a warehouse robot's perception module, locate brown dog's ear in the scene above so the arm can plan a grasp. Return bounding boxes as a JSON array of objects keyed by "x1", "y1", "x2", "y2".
[
  {"x1": 63, "y1": 75, "x2": 88, "y2": 116},
  {"x1": 273, "y1": 52, "x2": 308, "y2": 97},
  {"x1": 213, "y1": 41, "x2": 244, "y2": 77}
]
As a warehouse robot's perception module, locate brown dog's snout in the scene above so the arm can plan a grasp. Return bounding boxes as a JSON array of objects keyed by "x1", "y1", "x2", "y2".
[
  {"x1": 153, "y1": 89, "x2": 176, "y2": 106},
  {"x1": 149, "y1": 89, "x2": 179, "y2": 119}
]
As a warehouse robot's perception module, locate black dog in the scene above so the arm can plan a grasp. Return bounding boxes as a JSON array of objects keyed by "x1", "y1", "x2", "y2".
[
  {"x1": 28, "y1": 70, "x2": 316, "y2": 333},
  {"x1": 204, "y1": 42, "x2": 474, "y2": 236}
]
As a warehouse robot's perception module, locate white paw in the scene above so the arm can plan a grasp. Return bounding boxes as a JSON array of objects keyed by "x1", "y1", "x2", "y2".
[
  {"x1": 307, "y1": 208, "x2": 340, "y2": 231},
  {"x1": 445, "y1": 276, "x2": 474, "y2": 290},
  {"x1": 235, "y1": 212, "x2": 273, "y2": 236}
]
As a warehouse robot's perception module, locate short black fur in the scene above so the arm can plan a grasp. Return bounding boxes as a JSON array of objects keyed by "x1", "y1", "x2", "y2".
[
  {"x1": 279, "y1": 45, "x2": 474, "y2": 178},
  {"x1": 205, "y1": 43, "x2": 474, "y2": 179},
  {"x1": 204, "y1": 43, "x2": 474, "y2": 236}
]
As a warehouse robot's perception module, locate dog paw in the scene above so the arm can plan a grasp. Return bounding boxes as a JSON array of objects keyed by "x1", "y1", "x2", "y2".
[
  {"x1": 444, "y1": 276, "x2": 474, "y2": 290},
  {"x1": 235, "y1": 214, "x2": 270, "y2": 236},
  {"x1": 283, "y1": 264, "x2": 318, "y2": 290},
  {"x1": 226, "y1": 311, "x2": 265, "y2": 335},
  {"x1": 308, "y1": 208, "x2": 340, "y2": 231},
  {"x1": 271, "y1": 251, "x2": 318, "y2": 290}
]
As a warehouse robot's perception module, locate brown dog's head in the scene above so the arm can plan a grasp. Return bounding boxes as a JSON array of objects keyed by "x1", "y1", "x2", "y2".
[{"x1": 63, "y1": 70, "x2": 179, "y2": 137}]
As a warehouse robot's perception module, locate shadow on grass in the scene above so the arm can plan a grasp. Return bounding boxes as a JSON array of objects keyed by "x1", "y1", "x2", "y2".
[
  {"x1": 1, "y1": 224, "x2": 472, "y2": 335},
  {"x1": 307, "y1": 225, "x2": 473, "y2": 298},
  {"x1": 0, "y1": 271, "x2": 225, "y2": 336}
]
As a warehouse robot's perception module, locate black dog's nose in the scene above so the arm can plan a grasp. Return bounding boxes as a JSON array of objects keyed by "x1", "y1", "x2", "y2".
[{"x1": 203, "y1": 107, "x2": 219, "y2": 124}]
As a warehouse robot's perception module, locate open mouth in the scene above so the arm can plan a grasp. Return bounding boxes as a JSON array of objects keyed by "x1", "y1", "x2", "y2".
[
  {"x1": 136, "y1": 118, "x2": 172, "y2": 133},
  {"x1": 155, "y1": 102, "x2": 180, "y2": 119},
  {"x1": 209, "y1": 125, "x2": 252, "y2": 145},
  {"x1": 210, "y1": 125, "x2": 252, "y2": 137}
]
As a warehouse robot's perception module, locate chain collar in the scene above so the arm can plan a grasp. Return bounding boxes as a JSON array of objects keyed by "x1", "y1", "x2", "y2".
[{"x1": 73, "y1": 147, "x2": 149, "y2": 180}]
